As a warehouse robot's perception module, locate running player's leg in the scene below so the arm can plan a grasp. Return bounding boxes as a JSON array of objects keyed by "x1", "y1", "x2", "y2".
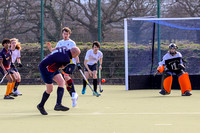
[
  {"x1": 82, "y1": 67, "x2": 90, "y2": 94},
  {"x1": 0, "y1": 67, "x2": 15, "y2": 99},
  {"x1": 5, "y1": 74, "x2": 15, "y2": 99},
  {"x1": 90, "y1": 64, "x2": 100, "y2": 95},
  {"x1": 65, "y1": 75, "x2": 78, "y2": 107},
  {"x1": 13, "y1": 68, "x2": 22, "y2": 95},
  {"x1": 53, "y1": 72, "x2": 70, "y2": 110},
  {"x1": 37, "y1": 83, "x2": 53, "y2": 115},
  {"x1": 37, "y1": 67, "x2": 54, "y2": 115},
  {"x1": 9, "y1": 71, "x2": 18, "y2": 96},
  {"x1": 92, "y1": 70, "x2": 98, "y2": 94},
  {"x1": 64, "y1": 64, "x2": 76, "y2": 96}
]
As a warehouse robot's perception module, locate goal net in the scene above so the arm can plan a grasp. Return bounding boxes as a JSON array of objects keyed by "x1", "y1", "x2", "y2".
[{"x1": 124, "y1": 17, "x2": 200, "y2": 90}]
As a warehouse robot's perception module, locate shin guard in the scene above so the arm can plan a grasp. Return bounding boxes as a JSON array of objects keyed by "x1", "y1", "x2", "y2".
[
  {"x1": 161, "y1": 72, "x2": 173, "y2": 93},
  {"x1": 178, "y1": 73, "x2": 192, "y2": 94}
]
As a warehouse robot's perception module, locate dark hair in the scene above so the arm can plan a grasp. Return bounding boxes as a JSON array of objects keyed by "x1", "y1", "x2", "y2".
[
  {"x1": 92, "y1": 41, "x2": 100, "y2": 48},
  {"x1": 62, "y1": 27, "x2": 72, "y2": 34},
  {"x1": 2, "y1": 38, "x2": 11, "y2": 46}
]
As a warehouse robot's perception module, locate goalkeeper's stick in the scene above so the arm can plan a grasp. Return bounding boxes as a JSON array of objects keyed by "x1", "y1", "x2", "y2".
[
  {"x1": 0, "y1": 74, "x2": 7, "y2": 84},
  {"x1": 79, "y1": 69, "x2": 99, "y2": 97},
  {"x1": 98, "y1": 70, "x2": 103, "y2": 93},
  {"x1": 153, "y1": 70, "x2": 159, "y2": 76}
]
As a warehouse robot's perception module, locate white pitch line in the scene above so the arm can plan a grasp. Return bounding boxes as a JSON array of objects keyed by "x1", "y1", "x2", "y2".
[
  {"x1": 155, "y1": 124, "x2": 172, "y2": 126},
  {"x1": 0, "y1": 112, "x2": 200, "y2": 116}
]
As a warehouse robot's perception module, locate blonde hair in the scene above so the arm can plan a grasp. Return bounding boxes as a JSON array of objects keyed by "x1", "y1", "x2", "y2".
[{"x1": 10, "y1": 38, "x2": 21, "y2": 50}]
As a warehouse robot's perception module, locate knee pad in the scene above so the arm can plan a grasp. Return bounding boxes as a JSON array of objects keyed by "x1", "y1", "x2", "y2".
[
  {"x1": 178, "y1": 73, "x2": 192, "y2": 94},
  {"x1": 161, "y1": 72, "x2": 173, "y2": 93}
]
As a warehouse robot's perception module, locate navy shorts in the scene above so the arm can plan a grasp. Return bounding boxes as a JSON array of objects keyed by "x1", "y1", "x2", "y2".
[
  {"x1": 12, "y1": 67, "x2": 18, "y2": 72},
  {"x1": 39, "y1": 66, "x2": 60, "y2": 84},
  {"x1": 84, "y1": 64, "x2": 97, "y2": 72},
  {"x1": 63, "y1": 64, "x2": 76, "y2": 74},
  {"x1": 0, "y1": 67, "x2": 14, "y2": 75}
]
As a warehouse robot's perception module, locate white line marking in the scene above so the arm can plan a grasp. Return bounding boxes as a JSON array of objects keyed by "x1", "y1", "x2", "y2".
[
  {"x1": 155, "y1": 124, "x2": 172, "y2": 126},
  {"x1": 0, "y1": 112, "x2": 200, "y2": 116}
]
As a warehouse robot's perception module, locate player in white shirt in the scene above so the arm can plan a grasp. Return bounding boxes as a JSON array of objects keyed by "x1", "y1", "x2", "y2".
[
  {"x1": 156, "y1": 43, "x2": 192, "y2": 96},
  {"x1": 82, "y1": 41, "x2": 103, "y2": 95},
  {"x1": 47, "y1": 27, "x2": 81, "y2": 107},
  {"x1": 10, "y1": 38, "x2": 23, "y2": 95}
]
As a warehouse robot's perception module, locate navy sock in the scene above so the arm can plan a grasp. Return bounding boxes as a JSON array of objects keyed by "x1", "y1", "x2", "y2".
[
  {"x1": 13, "y1": 82, "x2": 20, "y2": 91},
  {"x1": 93, "y1": 79, "x2": 97, "y2": 92},
  {"x1": 83, "y1": 79, "x2": 87, "y2": 88},
  {"x1": 39, "y1": 91, "x2": 50, "y2": 107},
  {"x1": 67, "y1": 79, "x2": 75, "y2": 96},
  {"x1": 57, "y1": 87, "x2": 64, "y2": 105}
]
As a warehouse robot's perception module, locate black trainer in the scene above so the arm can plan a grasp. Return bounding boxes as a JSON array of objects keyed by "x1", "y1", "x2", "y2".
[
  {"x1": 37, "y1": 105, "x2": 48, "y2": 115},
  {"x1": 159, "y1": 89, "x2": 170, "y2": 95},
  {"x1": 54, "y1": 104, "x2": 70, "y2": 111},
  {"x1": 4, "y1": 95, "x2": 14, "y2": 99},
  {"x1": 182, "y1": 90, "x2": 192, "y2": 96},
  {"x1": 9, "y1": 92, "x2": 18, "y2": 97}
]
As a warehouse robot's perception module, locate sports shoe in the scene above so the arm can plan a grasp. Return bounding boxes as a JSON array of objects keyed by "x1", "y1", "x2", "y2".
[
  {"x1": 71, "y1": 92, "x2": 78, "y2": 107},
  {"x1": 9, "y1": 92, "x2": 18, "y2": 97},
  {"x1": 159, "y1": 89, "x2": 170, "y2": 95},
  {"x1": 82, "y1": 87, "x2": 86, "y2": 94},
  {"x1": 37, "y1": 104, "x2": 48, "y2": 115},
  {"x1": 54, "y1": 104, "x2": 70, "y2": 111},
  {"x1": 4, "y1": 95, "x2": 14, "y2": 99},
  {"x1": 182, "y1": 90, "x2": 192, "y2": 96},
  {"x1": 93, "y1": 92, "x2": 101, "y2": 96},
  {"x1": 14, "y1": 90, "x2": 22, "y2": 96}
]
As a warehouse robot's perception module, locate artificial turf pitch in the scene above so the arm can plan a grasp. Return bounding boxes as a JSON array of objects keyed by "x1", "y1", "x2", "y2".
[{"x1": 0, "y1": 85, "x2": 200, "y2": 133}]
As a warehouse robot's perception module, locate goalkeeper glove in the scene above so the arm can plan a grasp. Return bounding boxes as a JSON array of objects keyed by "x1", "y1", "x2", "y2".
[{"x1": 77, "y1": 63, "x2": 82, "y2": 70}]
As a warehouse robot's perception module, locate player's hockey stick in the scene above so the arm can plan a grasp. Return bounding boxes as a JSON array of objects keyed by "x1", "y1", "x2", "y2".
[
  {"x1": 79, "y1": 69, "x2": 99, "y2": 97},
  {"x1": 0, "y1": 74, "x2": 7, "y2": 84},
  {"x1": 98, "y1": 70, "x2": 103, "y2": 93}
]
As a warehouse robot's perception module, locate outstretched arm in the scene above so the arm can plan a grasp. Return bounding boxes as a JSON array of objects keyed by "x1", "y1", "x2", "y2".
[{"x1": 47, "y1": 42, "x2": 56, "y2": 52}]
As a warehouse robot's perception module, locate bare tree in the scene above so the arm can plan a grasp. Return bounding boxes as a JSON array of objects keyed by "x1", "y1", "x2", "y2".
[
  {"x1": 163, "y1": 0, "x2": 200, "y2": 17},
  {"x1": 0, "y1": 0, "x2": 42, "y2": 42},
  {"x1": 65, "y1": 0, "x2": 157, "y2": 41}
]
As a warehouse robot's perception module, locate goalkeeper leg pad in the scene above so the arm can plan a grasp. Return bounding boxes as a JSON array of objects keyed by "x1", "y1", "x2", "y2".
[
  {"x1": 178, "y1": 73, "x2": 192, "y2": 94},
  {"x1": 161, "y1": 72, "x2": 173, "y2": 94}
]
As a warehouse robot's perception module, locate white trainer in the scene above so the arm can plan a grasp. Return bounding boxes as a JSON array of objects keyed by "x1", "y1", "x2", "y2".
[
  {"x1": 14, "y1": 90, "x2": 22, "y2": 96},
  {"x1": 71, "y1": 92, "x2": 78, "y2": 107}
]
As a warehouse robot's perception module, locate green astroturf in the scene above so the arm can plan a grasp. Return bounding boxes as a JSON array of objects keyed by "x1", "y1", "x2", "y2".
[{"x1": 0, "y1": 85, "x2": 200, "y2": 133}]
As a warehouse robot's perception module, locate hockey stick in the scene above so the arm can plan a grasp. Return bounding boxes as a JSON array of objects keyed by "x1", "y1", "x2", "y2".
[
  {"x1": 98, "y1": 69, "x2": 103, "y2": 93},
  {"x1": 153, "y1": 70, "x2": 159, "y2": 77},
  {"x1": 79, "y1": 69, "x2": 99, "y2": 97},
  {"x1": 0, "y1": 74, "x2": 7, "y2": 84}
]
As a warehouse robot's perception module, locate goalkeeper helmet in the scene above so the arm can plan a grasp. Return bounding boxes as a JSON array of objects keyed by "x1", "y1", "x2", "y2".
[
  {"x1": 169, "y1": 43, "x2": 178, "y2": 49},
  {"x1": 169, "y1": 43, "x2": 178, "y2": 55}
]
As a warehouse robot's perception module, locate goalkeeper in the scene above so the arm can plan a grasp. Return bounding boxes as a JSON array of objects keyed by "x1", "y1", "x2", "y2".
[{"x1": 156, "y1": 43, "x2": 192, "y2": 96}]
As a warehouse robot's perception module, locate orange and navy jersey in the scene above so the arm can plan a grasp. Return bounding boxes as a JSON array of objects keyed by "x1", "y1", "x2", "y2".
[
  {"x1": 39, "y1": 47, "x2": 72, "y2": 72},
  {"x1": 0, "y1": 48, "x2": 12, "y2": 69}
]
